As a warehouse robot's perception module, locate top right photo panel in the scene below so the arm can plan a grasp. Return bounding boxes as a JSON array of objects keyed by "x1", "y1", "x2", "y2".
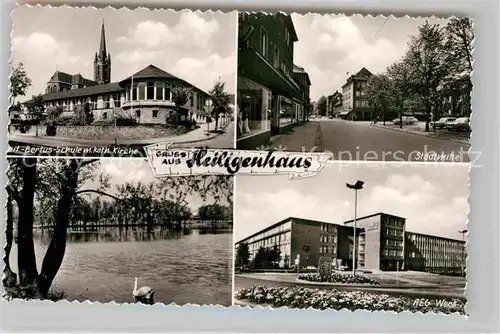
[{"x1": 236, "y1": 13, "x2": 473, "y2": 162}]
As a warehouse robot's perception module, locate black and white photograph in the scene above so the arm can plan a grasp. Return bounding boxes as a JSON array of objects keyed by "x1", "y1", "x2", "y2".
[
  {"x1": 4, "y1": 157, "x2": 233, "y2": 306},
  {"x1": 233, "y1": 162, "x2": 468, "y2": 314},
  {"x1": 236, "y1": 13, "x2": 473, "y2": 163},
  {"x1": 8, "y1": 7, "x2": 237, "y2": 156}
]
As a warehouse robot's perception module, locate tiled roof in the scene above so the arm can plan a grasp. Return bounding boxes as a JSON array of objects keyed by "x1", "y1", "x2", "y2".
[
  {"x1": 120, "y1": 64, "x2": 181, "y2": 82},
  {"x1": 49, "y1": 71, "x2": 72, "y2": 83},
  {"x1": 119, "y1": 64, "x2": 210, "y2": 96},
  {"x1": 35, "y1": 82, "x2": 122, "y2": 102}
]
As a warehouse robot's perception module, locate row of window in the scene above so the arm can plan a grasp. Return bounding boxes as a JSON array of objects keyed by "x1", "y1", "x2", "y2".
[
  {"x1": 320, "y1": 223, "x2": 336, "y2": 232},
  {"x1": 385, "y1": 228, "x2": 404, "y2": 237},
  {"x1": 383, "y1": 217, "x2": 405, "y2": 227},
  {"x1": 382, "y1": 249, "x2": 404, "y2": 257},
  {"x1": 385, "y1": 239, "x2": 403, "y2": 247},
  {"x1": 320, "y1": 234, "x2": 337, "y2": 243},
  {"x1": 259, "y1": 27, "x2": 292, "y2": 77},
  {"x1": 244, "y1": 222, "x2": 292, "y2": 244},
  {"x1": 247, "y1": 232, "x2": 291, "y2": 250},
  {"x1": 126, "y1": 81, "x2": 204, "y2": 110},
  {"x1": 320, "y1": 245, "x2": 336, "y2": 255}
]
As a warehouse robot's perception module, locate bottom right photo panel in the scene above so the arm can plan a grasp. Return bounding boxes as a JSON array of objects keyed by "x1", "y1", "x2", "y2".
[{"x1": 233, "y1": 162, "x2": 468, "y2": 315}]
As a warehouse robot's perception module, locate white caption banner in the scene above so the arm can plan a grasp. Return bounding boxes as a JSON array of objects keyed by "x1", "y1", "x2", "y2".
[{"x1": 145, "y1": 143, "x2": 332, "y2": 180}]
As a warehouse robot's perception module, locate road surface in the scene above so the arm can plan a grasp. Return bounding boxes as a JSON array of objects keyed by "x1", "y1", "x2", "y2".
[{"x1": 270, "y1": 119, "x2": 470, "y2": 162}]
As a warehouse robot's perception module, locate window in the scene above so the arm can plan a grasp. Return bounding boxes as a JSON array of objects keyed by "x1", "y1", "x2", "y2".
[
  {"x1": 260, "y1": 28, "x2": 268, "y2": 57},
  {"x1": 153, "y1": 110, "x2": 158, "y2": 118},
  {"x1": 156, "y1": 82, "x2": 164, "y2": 100},
  {"x1": 273, "y1": 45, "x2": 279, "y2": 67},
  {"x1": 147, "y1": 82, "x2": 155, "y2": 100},
  {"x1": 190, "y1": 94, "x2": 195, "y2": 107},
  {"x1": 103, "y1": 95, "x2": 110, "y2": 109},
  {"x1": 138, "y1": 83, "x2": 146, "y2": 100},
  {"x1": 132, "y1": 84, "x2": 138, "y2": 101},
  {"x1": 113, "y1": 93, "x2": 121, "y2": 107},
  {"x1": 136, "y1": 110, "x2": 141, "y2": 118},
  {"x1": 102, "y1": 112, "x2": 107, "y2": 119},
  {"x1": 165, "y1": 87, "x2": 171, "y2": 100}
]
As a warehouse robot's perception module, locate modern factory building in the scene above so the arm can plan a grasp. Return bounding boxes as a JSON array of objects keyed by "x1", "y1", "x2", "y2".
[{"x1": 235, "y1": 213, "x2": 466, "y2": 275}]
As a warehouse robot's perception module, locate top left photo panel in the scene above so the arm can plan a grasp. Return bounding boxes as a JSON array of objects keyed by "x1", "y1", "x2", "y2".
[{"x1": 8, "y1": 6, "x2": 237, "y2": 157}]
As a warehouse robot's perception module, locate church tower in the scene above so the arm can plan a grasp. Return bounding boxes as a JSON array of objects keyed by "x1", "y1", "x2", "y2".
[{"x1": 93, "y1": 21, "x2": 111, "y2": 84}]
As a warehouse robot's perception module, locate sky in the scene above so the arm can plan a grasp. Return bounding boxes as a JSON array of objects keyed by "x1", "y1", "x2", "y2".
[
  {"x1": 11, "y1": 7, "x2": 237, "y2": 101},
  {"x1": 290, "y1": 14, "x2": 450, "y2": 101},
  {"x1": 80, "y1": 158, "x2": 230, "y2": 212},
  {"x1": 234, "y1": 162, "x2": 469, "y2": 242}
]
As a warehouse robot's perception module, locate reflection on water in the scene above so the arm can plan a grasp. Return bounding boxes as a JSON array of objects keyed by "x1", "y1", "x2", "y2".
[{"x1": 11, "y1": 227, "x2": 233, "y2": 306}]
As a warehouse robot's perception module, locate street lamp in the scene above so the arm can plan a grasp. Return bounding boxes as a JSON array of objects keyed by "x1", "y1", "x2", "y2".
[
  {"x1": 346, "y1": 180, "x2": 364, "y2": 276},
  {"x1": 458, "y1": 229, "x2": 467, "y2": 276}
]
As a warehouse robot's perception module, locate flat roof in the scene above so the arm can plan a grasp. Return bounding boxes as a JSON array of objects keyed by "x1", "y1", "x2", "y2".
[{"x1": 235, "y1": 217, "x2": 342, "y2": 244}]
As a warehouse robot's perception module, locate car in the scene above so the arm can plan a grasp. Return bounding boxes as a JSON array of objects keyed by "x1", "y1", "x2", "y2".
[
  {"x1": 433, "y1": 117, "x2": 456, "y2": 130},
  {"x1": 393, "y1": 116, "x2": 418, "y2": 125},
  {"x1": 446, "y1": 117, "x2": 470, "y2": 131}
]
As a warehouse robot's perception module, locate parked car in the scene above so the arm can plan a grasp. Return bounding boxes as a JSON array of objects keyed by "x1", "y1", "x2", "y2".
[
  {"x1": 433, "y1": 117, "x2": 456, "y2": 130},
  {"x1": 393, "y1": 116, "x2": 418, "y2": 125},
  {"x1": 446, "y1": 117, "x2": 470, "y2": 131}
]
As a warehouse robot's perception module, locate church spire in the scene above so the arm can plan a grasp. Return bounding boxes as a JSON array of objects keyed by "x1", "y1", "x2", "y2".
[
  {"x1": 93, "y1": 19, "x2": 111, "y2": 85},
  {"x1": 99, "y1": 20, "x2": 107, "y2": 58}
]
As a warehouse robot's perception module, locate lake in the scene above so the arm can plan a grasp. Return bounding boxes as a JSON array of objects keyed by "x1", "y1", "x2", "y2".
[{"x1": 10, "y1": 227, "x2": 233, "y2": 306}]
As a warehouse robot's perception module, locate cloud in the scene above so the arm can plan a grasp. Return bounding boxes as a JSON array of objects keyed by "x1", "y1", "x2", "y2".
[
  {"x1": 170, "y1": 53, "x2": 236, "y2": 92},
  {"x1": 11, "y1": 32, "x2": 88, "y2": 100},
  {"x1": 116, "y1": 12, "x2": 220, "y2": 50},
  {"x1": 291, "y1": 14, "x2": 403, "y2": 100},
  {"x1": 114, "y1": 49, "x2": 164, "y2": 64},
  {"x1": 235, "y1": 165, "x2": 468, "y2": 241}
]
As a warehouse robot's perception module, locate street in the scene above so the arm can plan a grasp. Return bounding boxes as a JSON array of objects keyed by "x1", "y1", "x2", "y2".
[{"x1": 270, "y1": 119, "x2": 470, "y2": 162}]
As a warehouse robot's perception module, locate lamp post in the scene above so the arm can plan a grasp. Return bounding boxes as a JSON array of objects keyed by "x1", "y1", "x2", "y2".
[
  {"x1": 458, "y1": 229, "x2": 467, "y2": 276},
  {"x1": 346, "y1": 180, "x2": 364, "y2": 276}
]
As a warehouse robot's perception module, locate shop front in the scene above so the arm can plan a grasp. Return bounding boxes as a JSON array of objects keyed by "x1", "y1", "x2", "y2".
[{"x1": 237, "y1": 77, "x2": 272, "y2": 149}]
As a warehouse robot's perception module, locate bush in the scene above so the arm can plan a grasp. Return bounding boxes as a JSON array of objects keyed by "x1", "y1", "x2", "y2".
[
  {"x1": 46, "y1": 125, "x2": 57, "y2": 136},
  {"x1": 116, "y1": 117, "x2": 137, "y2": 126},
  {"x1": 235, "y1": 286, "x2": 466, "y2": 314},
  {"x1": 298, "y1": 272, "x2": 379, "y2": 285}
]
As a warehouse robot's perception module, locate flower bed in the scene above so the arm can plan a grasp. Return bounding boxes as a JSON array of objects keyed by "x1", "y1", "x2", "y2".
[
  {"x1": 298, "y1": 272, "x2": 380, "y2": 285},
  {"x1": 235, "y1": 286, "x2": 466, "y2": 314}
]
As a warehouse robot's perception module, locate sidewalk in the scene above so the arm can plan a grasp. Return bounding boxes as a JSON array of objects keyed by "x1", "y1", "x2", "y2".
[
  {"x1": 371, "y1": 122, "x2": 471, "y2": 145},
  {"x1": 8, "y1": 120, "x2": 233, "y2": 148}
]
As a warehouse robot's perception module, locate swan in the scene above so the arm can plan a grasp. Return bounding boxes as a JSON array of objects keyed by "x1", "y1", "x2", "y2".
[{"x1": 133, "y1": 277, "x2": 155, "y2": 304}]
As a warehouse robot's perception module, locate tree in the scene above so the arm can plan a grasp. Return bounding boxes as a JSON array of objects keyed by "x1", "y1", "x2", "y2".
[
  {"x1": 25, "y1": 94, "x2": 46, "y2": 136},
  {"x1": 235, "y1": 242, "x2": 250, "y2": 267},
  {"x1": 317, "y1": 96, "x2": 327, "y2": 116},
  {"x1": 10, "y1": 62, "x2": 32, "y2": 113},
  {"x1": 445, "y1": 17, "x2": 474, "y2": 74},
  {"x1": 365, "y1": 73, "x2": 393, "y2": 126},
  {"x1": 403, "y1": 22, "x2": 452, "y2": 132},
  {"x1": 6, "y1": 158, "x2": 116, "y2": 298},
  {"x1": 209, "y1": 79, "x2": 231, "y2": 130},
  {"x1": 73, "y1": 102, "x2": 94, "y2": 125},
  {"x1": 171, "y1": 86, "x2": 191, "y2": 125}
]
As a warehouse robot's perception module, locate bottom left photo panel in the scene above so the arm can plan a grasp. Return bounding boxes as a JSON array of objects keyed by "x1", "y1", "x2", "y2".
[{"x1": 4, "y1": 157, "x2": 234, "y2": 306}]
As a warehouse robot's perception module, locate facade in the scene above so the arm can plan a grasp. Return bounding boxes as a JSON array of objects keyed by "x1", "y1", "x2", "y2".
[
  {"x1": 326, "y1": 91, "x2": 343, "y2": 118},
  {"x1": 236, "y1": 13, "x2": 311, "y2": 149},
  {"x1": 26, "y1": 22, "x2": 210, "y2": 124},
  {"x1": 293, "y1": 64, "x2": 312, "y2": 123},
  {"x1": 236, "y1": 213, "x2": 466, "y2": 275},
  {"x1": 234, "y1": 217, "x2": 355, "y2": 269},
  {"x1": 340, "y1": 67, "x2": 374, "y2": 121}
]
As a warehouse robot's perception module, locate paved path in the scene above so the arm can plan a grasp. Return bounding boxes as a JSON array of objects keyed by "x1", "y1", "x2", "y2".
[
  {"x1": 269, "y1": 119, "x2": 470, "y2": 162},
  {"x1": 170, "y1": 121, "x2": 234, "y2": 149}
]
